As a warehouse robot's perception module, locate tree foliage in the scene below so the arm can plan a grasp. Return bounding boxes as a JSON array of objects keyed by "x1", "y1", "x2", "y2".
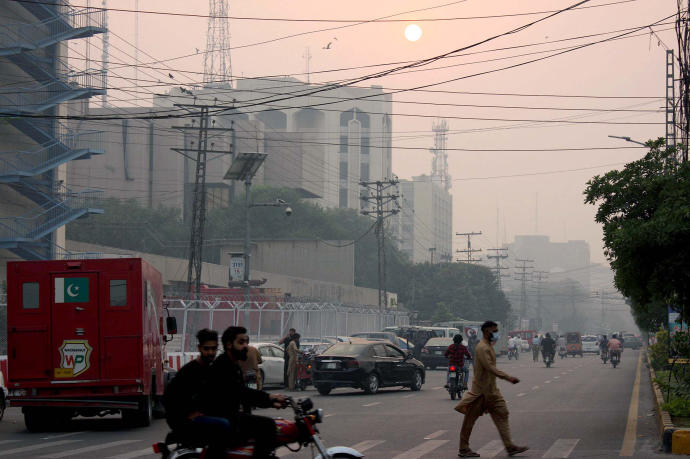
[
  {"x1": 68, "y1": 187, "x2": 511, "y2": 322},
  {"x1": 584, "y1": 139, "x2": 690, "y2": 330}
]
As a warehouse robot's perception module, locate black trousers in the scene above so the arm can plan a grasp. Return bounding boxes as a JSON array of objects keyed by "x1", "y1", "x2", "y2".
[{"x1": 235, "y1": 413, "x2": 277, "y2": 459}]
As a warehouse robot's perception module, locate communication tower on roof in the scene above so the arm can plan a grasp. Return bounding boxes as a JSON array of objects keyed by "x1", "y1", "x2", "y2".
[
  {"x1": 204, "y1": 0, "x2": 233, "y2": 87},
  {"x1": 430, "y1": 119, "x2": 451, "y2": 191}
]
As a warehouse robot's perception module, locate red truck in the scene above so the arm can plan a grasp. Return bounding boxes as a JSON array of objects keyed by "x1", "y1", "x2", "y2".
[{"x1": 5, "y1": 258, "x2": 176, "y2": 431}]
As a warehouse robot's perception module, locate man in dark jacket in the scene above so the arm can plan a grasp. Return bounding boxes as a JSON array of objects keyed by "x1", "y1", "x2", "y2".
[
  {"x1": 162, "y1": 329, "x2": 231, "y2": 458},
  {"x1": 207, "y1": 326, "x2": 287, "y2": 458}
]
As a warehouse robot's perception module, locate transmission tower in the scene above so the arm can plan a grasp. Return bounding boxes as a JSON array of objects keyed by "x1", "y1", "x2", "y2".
[
  {"x1": 204, "y1": 0, "x2": 233, "y2": 86},
  {"x1": 487, "y1": 248, "x2": 509, "y2": 289},
  {"x1": 514, "y1": 258, "x2": 534, "y2": 322},
  {"x1": 533, "y1": 270, "x2": 548, "y2": 330},
  {"x1": 456, "y1": 231, "x2": 482, "y2": 263},
  {"x1": 430, "y1": 119, "x2": 451, "y2": 191},
  {"x1": 361, "y1": 178, "x2": 400, "y2": 316},
  {"x1": 172, "y1": 105, "x2": 234, "y2": 296}
]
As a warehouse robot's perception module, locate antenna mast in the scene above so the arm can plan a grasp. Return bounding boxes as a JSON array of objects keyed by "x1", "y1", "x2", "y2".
[{"x1": 204, "y1": 0, "x2": 233, "y2": 86}]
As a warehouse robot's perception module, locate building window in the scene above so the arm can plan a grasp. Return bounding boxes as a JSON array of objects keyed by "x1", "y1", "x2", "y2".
[
  {"x1": 22, "y1": 282, "x2": 40, "y2": 309},
  {"x1": 360, "y1": 163, "x2": 369, "y2": 181},
  {"x1": 361, "y1": 136, "x2": 370, "y2": 155},
  {"x1": 109, "y1": 279, "x2": 127, "y2": 306},
  {"x1": 339, "y1": 135, "x2": 348, "y2": 153},
  {"x1": 339, "y1": 188, "x2": 348, "y2": 208},
  {"x1": 340, "y1": 162, "x2": 348, "y2": 180}
]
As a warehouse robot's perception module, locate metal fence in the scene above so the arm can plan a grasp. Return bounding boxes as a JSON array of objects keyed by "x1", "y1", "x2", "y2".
[{"x1": 166, "y1": 299, "x2": 409, "y2": 352}]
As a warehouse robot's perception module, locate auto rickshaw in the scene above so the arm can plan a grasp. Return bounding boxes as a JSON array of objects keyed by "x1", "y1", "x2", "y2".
[{"x1": 565, "y1": 332, "x2": 583, "y2": 357}]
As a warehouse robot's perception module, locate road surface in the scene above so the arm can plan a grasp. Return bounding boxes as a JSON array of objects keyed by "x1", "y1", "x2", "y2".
[{"x1": 0, "y1": 350, "x2": 668, "y2": 458}]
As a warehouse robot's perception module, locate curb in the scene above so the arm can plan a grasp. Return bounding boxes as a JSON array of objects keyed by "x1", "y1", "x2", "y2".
[{"x1": 646, "y1": 351, "x2": 690, "y2": 454}]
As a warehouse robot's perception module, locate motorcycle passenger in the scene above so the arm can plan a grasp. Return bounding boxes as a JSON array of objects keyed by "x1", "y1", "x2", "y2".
[
  {"x1": 541, "y1": 333, "x2": 556, "y2": 362},
  {"x1": 508, "y1": 336, "x2": 519, "y2": 359},
  {"x1": 599, "y1": 335, "x2": 609, "y2": 359},
  {"x1": 608, "y1": 334, "x2": 623, "y2": 362},
  {"x1": 532, "y1": 334, "x2": 541, "y2": 362},
  {"x1": 206, "y1": 326, "x2": 288, "y2": 459},
  {"x1": 445, "y1": 334, "x2": 473, "y2": 389},
  {"x1": 162, "y1": 329, "x2": 232, "y2": 459}
]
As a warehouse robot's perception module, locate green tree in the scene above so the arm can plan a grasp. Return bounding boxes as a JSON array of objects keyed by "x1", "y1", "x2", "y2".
[{"x1": 584, "y1": 139, "x2": 690, "y2": 331}]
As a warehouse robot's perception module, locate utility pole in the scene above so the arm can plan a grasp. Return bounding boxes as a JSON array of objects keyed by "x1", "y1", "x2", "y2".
[
  {"x1": 667, "y1": 49, "x2": 677, "y2": 154},
  {"x1": 456, "y1": 231, "x2": 482, "y2": 263},
  {"x1": 172, "y1": 105, "x2": 234, "y2": 296},
  {"x1": 486, "y1": 248, "x2": 509, "y2": 289},
  {"x1": 428, "y1": 247, "x2": 436, "y2": 264},
  {"x1": 361, "y1": 178, "x2": 400, "y2": 318},
  {"x1": 675, "y1": 1, "x2": 690, "y2": 162},
  {"x1": 514, "y1": 258, "x2": 534, "y2": 324},
  {"x1": 533, "y1": 270, "x2": 548, "y2": 330}
]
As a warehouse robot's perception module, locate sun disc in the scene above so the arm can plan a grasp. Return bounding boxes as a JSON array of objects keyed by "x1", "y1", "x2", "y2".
[{"x1": 405, "y1": 24, "x2": 422, "y2": 42}]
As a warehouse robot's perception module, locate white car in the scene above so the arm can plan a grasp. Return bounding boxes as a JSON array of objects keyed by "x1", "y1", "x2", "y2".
[
  {"x1": 0, "y1": 369, "x2": 7, "y2": 421},
  {"x1": 254, "y1": 343, "x2": 286, "y2": 386},
  {"x1": 582, "y1": 335, "x2": 599, "y2": 354}
]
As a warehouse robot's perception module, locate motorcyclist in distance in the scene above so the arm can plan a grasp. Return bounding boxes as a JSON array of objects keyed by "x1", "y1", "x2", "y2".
[
  {"x1": 445, "y1": 334, "x2": 473, "y2": 389},
  {"x1": 540, "y1": 333, "x2": 556, "y2": 362},
  {"x1": 608, "y1": 333, "x2": 623, "y2": 362}
]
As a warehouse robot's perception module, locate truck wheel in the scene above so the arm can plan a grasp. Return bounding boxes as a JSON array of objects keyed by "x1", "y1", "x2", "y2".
[
  {"x1": 0, "y1": 396, "x2": 5, "y2": 421},
  {"x1": 123, "y1": 395, "x2": 152, "y2": 427},
  {"x1": 316, "y1": 384, "x2": 332, "y2": 395},
  {"x1": 152, "y1": 395, "x2": 166, "y2": 420},
  {"x1": 24, "y1": 408, "x2": 49, "y2": 432}
]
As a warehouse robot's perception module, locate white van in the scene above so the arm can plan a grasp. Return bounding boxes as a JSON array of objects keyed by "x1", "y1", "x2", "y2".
[{"x1": 426, "y1": 327, "x2": 462, "y2": 339}]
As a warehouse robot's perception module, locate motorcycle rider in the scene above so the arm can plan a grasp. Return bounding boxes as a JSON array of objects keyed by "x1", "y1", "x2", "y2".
[
  {"x1": 540, "y1": 333, "x2": 556, "y2": 362},
  {"x1": 445, "y1": 334, "x2": 473, "y2": 389},
  {"x1": 531, "y1": 334, "x2": 541, "y2": 362},
  {"x1": 507, "y1": 335, "x2": 518, "y2": 359},
  {"x1": 162, "y1": 329, "x2": 232, "y2": 459},
  {"x1": 206, "y1": 326, "x2": 288, "y2": 459},
  {"x1": 599, "y1": 335, "x2": 609, "y2": 360},
  {"x1": 608, "y1": 334, "x2": 623, "y2": 362}
]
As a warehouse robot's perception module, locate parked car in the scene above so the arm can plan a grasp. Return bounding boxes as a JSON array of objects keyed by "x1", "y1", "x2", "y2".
[
  {"x1": 0, "y1": 368, "x2": 6, "y2": 421},
  {"x1": 582, "y1": 335, "x2": 599, "y2": 354},
  {"x1": 623, "y1": 334, "x2": 642, "y2": 350},
  {"x1": 419, "y1": 337, "x2": 454, "y2": 369},
  {"x1": 349, "y1": 332, "x2": 415, "y2": 352},
  {"x1": 312, "y1": 341, "x2": 425, "y2": 395},
  {"x1": 300, "y1": 342, "x2": 332, "y2": 356},
  {"x1": 254, "y1": 343, "x2": 286, "y2": 386},
  {"x1": 519, "y1": 338, "x2": 530, "y2": 352}
]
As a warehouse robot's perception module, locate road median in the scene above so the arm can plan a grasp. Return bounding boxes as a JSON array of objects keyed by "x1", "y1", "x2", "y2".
[{"x1": 646, "y1": 350, "x2": 690, "y2": 454}]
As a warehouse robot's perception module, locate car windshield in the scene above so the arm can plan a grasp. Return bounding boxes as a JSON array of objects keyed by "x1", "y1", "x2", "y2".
[
  {"x1": 582, "y1": 336, "x2": 597, "y2": 342},
  {"x1": 321, "y1": 344, "x2": 368, "y2": 356},
  {"x1": 426, "y1": 337, "x2": 453, "y2": 346},
  {"x1": 567, "y1": 334, "x2": 580, "y2": 343}
]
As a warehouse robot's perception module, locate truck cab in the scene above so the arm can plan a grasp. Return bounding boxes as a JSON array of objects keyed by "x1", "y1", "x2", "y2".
[{"x1": 6, "y1": 258, "x2": 174, "y2": 431}]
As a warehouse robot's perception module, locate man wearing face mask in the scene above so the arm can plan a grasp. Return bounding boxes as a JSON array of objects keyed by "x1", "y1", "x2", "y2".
[
  {"x1": 206, "y1": 326, "x2": 288, "y2": 459},
  {"x1": 455, "y1": 321, "x2": 529, "y2": 457}
]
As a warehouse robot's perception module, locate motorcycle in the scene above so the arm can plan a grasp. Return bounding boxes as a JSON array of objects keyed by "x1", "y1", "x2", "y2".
[
  {"x1": 152, "y1": 398, "x2": 363, "y2": 459},
  {"x1": 600, "y1": 348, "x2": 609, "y2": 364},
  {"x1": 507, "y1": 347, "x2": 519, "y2": 360},
  {"x1": 447, "y1": 365, "x2": 466, "y2": 400},
  {"x1": 544, "y1": 352, "x2": 554, "y2": 368},
  {"x1": 558, "y1": 346, "x2": 567, "y2": 359},
  {"x1": 610, "y1": 350, "x2": 621, "y2": 368}
]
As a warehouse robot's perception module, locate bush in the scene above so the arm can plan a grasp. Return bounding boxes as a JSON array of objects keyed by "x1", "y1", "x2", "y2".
[
  {"x1": 662, "y1": 398, "x2": 690, "y2": 417},
  {"x1": 649, "y1": 329, "x2": 669, "y2": 370}
]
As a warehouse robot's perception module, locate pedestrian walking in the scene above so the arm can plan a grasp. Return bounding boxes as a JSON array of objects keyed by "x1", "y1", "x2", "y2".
[
  {"x1": 532, "y1": 334, "x2": 541, "y2": 362},
  {"x1": 454, "y1": 320, "x2": 529, "y2": 457},
  {"x1": 238, "y1": 342, "x2": 263, "y2": 390},
  {"x1": 286, "y1": 333, "x2": 301, "y2": 391}
]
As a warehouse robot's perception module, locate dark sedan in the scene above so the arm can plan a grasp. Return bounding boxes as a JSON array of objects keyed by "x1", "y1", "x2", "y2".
[
  {"x1": 419, "y1": 337, "x2": 454, "y2": 369},
  {"x1": 312, "y1": 341, "x2": 425, "y2": 395}
]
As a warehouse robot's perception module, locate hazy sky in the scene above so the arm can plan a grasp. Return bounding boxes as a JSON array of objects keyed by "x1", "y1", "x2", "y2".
[{"x1": 89, "y1": 0, "x2": 677, "y2": 263}]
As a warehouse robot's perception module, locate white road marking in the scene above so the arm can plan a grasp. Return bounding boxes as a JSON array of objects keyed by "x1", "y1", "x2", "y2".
[
  {"x1": 543, "y1": 438, "x2": 579, "y2": 458},
  {"x1": 424, "y1": 430, "x2": 447, "y2": 440},
  {"x1": 554, "y1": 376, "x2": 560, "y2": 379},
  {"x1": 351, "y1": 440, "x2": 386, "y2": 453},
  {"x1": 517, "y1": 392, "x2": 527, "y2": 397},
  {"x1": 402, "y1": 394, "x2": 416, "y2": 398},
  {"x1": 545, "y1": 380, "x2": 551, "y2": 384},
  {"x1": 476, "y1": 439, "x2": 505, "y2": 458},
  {"x1": 432, "y1": 386, "x2": 444, "y2": 390},
  {"x1": 325, "y1": 413, "x2": 335, "y2": 418},
  {"x1": 41, "y1": 432, "x2": 85, "y2": 441},
  {"x1": 0, "y1": 440, "x2": 21, "y2": 446},
  {"x1": 109, "y1": 447, "x2": 157, "y2": 459},
  {"x1": 391, "y1": 440, "x2": 448, "y2": 459},
  {"x1": 40, "y1": 440, "x2": 141, "y2": 458},
  {"x1": 532, "y1": 385, "x2": 540, "y2": 390},
  {"x1": 363, "y1": 402, "x2": 381, "y2": 407},
  {"x1": 561, "y1": 372, "x2": 567, "y2": 375},
  {"x1": 3, "y1": 440, "x2": 81, "y2": 456}
]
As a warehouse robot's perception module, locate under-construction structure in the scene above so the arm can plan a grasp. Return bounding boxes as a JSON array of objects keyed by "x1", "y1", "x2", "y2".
[
  {"x1": 0, "y1": 2, "x2": 106, "y2": 262},
  {"x1": 204, "y1": 0, "x2": 233, "y2": 86},
  {"x1": 430, "y1": 119, "x2": 451, "y2": 191}
]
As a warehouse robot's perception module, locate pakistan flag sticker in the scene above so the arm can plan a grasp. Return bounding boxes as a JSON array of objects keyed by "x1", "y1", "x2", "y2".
[{"x1": 55, "y1": 277, "x2": 89, "y2": 303}]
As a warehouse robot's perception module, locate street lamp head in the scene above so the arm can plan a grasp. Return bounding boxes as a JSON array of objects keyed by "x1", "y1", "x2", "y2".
[
  {"x1": 277, "y1": 199, "x2": 287, "y2": 204},
  {"x1": 285, "y1": 206, "x2": 293, "y2": 217}
]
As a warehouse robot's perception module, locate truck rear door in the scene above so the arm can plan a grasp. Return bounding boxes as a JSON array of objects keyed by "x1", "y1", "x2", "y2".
[{"x1": 51, "y1": 274, "x2": 100, "y2": 381}]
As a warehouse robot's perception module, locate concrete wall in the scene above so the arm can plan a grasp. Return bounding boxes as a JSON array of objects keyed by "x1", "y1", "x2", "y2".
[
  {"x1": 218, "y1": 239, "x2": 355, "y2": 286},
  {"x1": 64, "y1": 240, "x2": 394, "y2": 307}
]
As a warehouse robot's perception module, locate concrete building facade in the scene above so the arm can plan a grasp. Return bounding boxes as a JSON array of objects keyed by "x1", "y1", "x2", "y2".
[{"x1": 396, "y1": 175, "x2": 453, "y2": 264}]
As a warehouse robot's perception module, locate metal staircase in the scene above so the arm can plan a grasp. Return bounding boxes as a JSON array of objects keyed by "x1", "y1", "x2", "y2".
[{"x1": 0, "y1": 3, "x2": 106, "y2": 260}]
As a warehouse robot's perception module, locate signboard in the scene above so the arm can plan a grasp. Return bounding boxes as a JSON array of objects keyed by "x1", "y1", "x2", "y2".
[
  {"x1": 230, "y1": 254, "x2": 244, "y2": 282},
  {"x1": 668, "y1": 305, "x2": 687, "y2": 337},
  {"x1": 56, "y1": 340, "x2": 93, "y2": 377}
]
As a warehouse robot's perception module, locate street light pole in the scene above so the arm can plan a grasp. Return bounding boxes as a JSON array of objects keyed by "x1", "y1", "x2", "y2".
[
  {"x1": 244, "y1": 178, "x2": 252, "y2": 306},
  {"x1": 607, "y1": 135, "x2": 647, "y2": 146}
]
